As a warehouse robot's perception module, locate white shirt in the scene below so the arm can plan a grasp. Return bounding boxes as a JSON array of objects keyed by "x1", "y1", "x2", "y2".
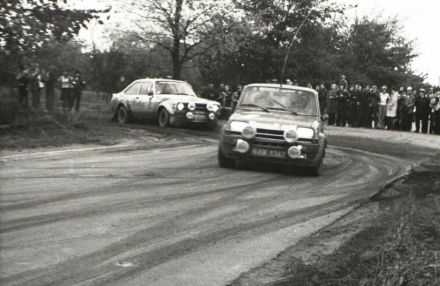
[{"x1": 379, "y1": 92, "x2": 390, "y2": 106}]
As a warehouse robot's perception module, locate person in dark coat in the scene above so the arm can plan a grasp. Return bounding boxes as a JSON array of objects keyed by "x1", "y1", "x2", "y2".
[
  {"x1": 359, "y1": 85, "x2": 370, "y2": 128},
  {"x1": 367, "y1": 85, "x2": 379, "y2": 128},
  {"x1": 348, "y1": 84, "x2": 361, "y2": 127},
  {"x1": 336, "y1": 85, "x2": 349, "y2": 127},
  {"x1": 318, "y1": 83, "x2": 328, "y2": 115},
  {"x1": 29, "y1": 68, "x2": 42, "y2": 109},
  {"x1": 201, "y1": 83, "x2": 218, "y2": 100},
  {"x1": 415, "y1": 88, "x2": 430, "y2": 133},
  {"x1": 17, "y1": 70, "x2": 29, "y2": 108},
  {"x1": 43, "y1": 68, "x2": 56, "y2": 111},
  {"x1": 231, "y1": 85, "x2": 243, "y2": 112},
  {"x1": 326, "y1": 84, "x2": 338, "y2": 125},
  {"x1": 401, "y1": 87, "x2": 415, "y2": 131},
  {"x1": 70, "y1": 71, "x2": 86, "y2": 111}
]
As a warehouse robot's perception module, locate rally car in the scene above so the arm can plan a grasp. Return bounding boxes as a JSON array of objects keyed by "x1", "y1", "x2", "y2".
[
  {"x1": 218, "y1": 83, "x2": 327, "y2": 176},
  {"x1": 111, "y1": 78, "x2": 221, "y2": 129}
]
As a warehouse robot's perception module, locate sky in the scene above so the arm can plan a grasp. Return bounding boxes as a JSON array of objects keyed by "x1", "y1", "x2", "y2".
[{"x1": 74, "y1": 0, "x2": 440, "y2": 85}]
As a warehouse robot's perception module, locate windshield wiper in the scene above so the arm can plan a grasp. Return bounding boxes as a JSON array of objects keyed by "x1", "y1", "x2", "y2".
[
  {"x1": 239, "y1": 104, "x2": 270, "y2": 112},
  {"x1": 267, "y1": 107, "x2": 298, "y2": 115}
]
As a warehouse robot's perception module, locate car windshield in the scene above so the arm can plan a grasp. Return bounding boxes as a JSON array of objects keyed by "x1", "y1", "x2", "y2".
[
  {"x1": 156, "y1": 81, "x2": 196, "y2": 96},
  {"x1": 238, "y1": 86, "x2": 318, "y2": 116}
]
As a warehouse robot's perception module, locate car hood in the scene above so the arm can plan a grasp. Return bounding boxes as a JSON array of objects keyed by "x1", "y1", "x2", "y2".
[
  {"x1": 163, "y1": 95, "x2": 219, "y2": 105},
  {"x1": 230, "y1": 110, "x2": 318, "y2": 129}
]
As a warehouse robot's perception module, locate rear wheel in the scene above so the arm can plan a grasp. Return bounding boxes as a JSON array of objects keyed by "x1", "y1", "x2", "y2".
[
  {"x1": 117, "y1": 106, "x2": 130, "y2": 124},
  {"x1": 218, "y1": 149, "x2": 236, "y2": 168},
  {"x1": 158, "y1": 108, "x2": 170, "y2": 128}
]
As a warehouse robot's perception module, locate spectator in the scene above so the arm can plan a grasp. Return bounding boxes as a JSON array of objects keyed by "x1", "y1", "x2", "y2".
[
  {"x1": 201, "y1": 83, "x2": 218, "y2": 100},
  {"x1": 318, "y1": 83, "x2": 327, "y2": 115},
  {"x1": 349, "y1": 84, "x2": 361, "y2": 127},
  {"x1": 336, "y1": 85, "x2": 349, "y2": 127},
  {"x1": 367, "y1": 85, "x2": 379, "y2": 128},
  {"x1": 58, "y1": 71, "x2": 71, "y2": 112},
  {"x1": 429, "y1": 88, "x2": 438, "y2": 134},
  {"x1": 231, "y1": 85, "x2": 243, "y2": 112},
  {"x1": 43, "y1": 67, "x2": 56, "y2": 111},
  {"x1": 339, "y1": 74, "x2": 348, "y2": 89},
  {"x1": 221, "y1": 84, "x2": 233, "y2": 119},
  {"x1": 327, "y1": 84, "x2": 338, "y2": 125},
  {"x1": 377, "y1": 85, "x2": 390, "y2": 129},
  {"x1": 401, "y1": 87, "x2": 415, "y2": 131},
  {"x1": 386, "y1": 88, "x2": 399, "y2": 130},
  {"x1": 17, "y1": 70, "x2": 29, "y2": 108},
  {"x1": 434, "y1": 92, "x2": 440, "y2": 134},
  {"x1": 70, "y1": 71, "x2": 86, "y2": 112},
  {"x1": 29, "y1": 68, "x2": 42, "y2": 109},
  {"x1": 415, "y1": 88, "x2": 430, "y2": 133}
]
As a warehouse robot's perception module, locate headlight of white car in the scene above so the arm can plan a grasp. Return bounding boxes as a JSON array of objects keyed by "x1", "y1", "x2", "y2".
[
  {"x1": 229, "y1": 121, "x2": 248, "y2": 133},
  {"x1": 242, "y1": 125, "x2": 257, "y2": 139},
  {"x1": 177, "y1": 103, "x2": 185, "y2": 111},
  {"x1": 188, "y1": 102, "x2": 196, "y2": 111},
  {"x1": 283, "y1": 129, "x2": 298, "y2": 143},
  {"x1": 297, "y1": 127, "x2": 314, "y2": 139},
  {"x1": 311, "y1": 120, "x2": 320, "y2": 133},
  {"x1": 207, "y1": 104, "x2": 219, "y2": 112}
]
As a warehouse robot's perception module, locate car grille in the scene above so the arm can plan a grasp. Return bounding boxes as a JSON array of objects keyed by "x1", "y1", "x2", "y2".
[
  {"x1": 229, "y1": 128, "x2": 314, "y2": 145},
  {"x1": 195, "y1": 103, "x2": 207, "y2": 111}
]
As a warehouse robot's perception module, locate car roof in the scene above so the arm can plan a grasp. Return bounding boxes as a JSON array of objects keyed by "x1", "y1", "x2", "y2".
[
  {"x1": 138, "y1": 78, "x2": 189, "y2": 84},
  {"x1": 244, "y1": 83, "x2": 318, "y2": 95}
]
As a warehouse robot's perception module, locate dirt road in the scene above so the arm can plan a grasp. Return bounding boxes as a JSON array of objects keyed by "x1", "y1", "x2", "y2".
[{"x1": 0, "y1": 128, "x2": 418, "y2": 286}]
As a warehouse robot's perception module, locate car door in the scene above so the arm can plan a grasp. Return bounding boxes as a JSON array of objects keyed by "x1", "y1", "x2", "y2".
[
  {"x1": 133, "y1": 81, "x2": 154, "y2": 118},
  {"x1": 122, "y1": 82, "x2": 141, "y2": 118}
]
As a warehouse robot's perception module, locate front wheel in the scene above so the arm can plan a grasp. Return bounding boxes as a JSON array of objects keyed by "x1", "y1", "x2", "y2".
[
  {"x1": 158, "y1": 108, "x2": 171, "y2": 128},
  {"x1": 218, "y1": 149, "x2": 236, "y2": 168},
  {"x1": 117, "y1": 106, "x2": 130, "y2": 124},
  {"x1": 306, "y1": 158, "x2": 324, "y2": 177},
  {"x1": 206, "y1": 120, "x2": 218, "y2": 131}
]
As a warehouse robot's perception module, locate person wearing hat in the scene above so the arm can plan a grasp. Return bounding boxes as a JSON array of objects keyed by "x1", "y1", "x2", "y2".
[
  {"x1": 327, "y1": 83, "x2": 338, "y2": 125},
  {"x1": 415, "y1": 88, "x2": 430, "y2": 133},
  {"x1": 401, "y1": 87, "x2": 415, "y2": 131},
  {"x1": 377, "y1": 85, "x2": 389, "y2": 129},
  {"x1": 427, "y1": 87, "x2": 437, "y2": 134}
]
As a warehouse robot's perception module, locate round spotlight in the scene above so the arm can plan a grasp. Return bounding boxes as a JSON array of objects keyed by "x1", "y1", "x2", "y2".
[
  {"x1": 188, "y1": 102, "x2": 196, "y2": 111},
  {"x1": 242, "y1": 125, "x2": 256, "y2": 139},
  {"x1": 283, "y1": 129, "x2": 298, "y2": 143},
  {"x1": 177, "y1": 103, "x2": 185, "y2": 111},
  {"x1": 186, "y1": 112, "x2": 194, "y2": 120},
  {"x1": 209, "y1": 113, "x2": 215, "y2": 120},
  {"x1": 235, "y1": 139, "x2": 250, "y2": 154},
  {"x1": 287, "y1": 146, "x2": 302, "y2": 159}
]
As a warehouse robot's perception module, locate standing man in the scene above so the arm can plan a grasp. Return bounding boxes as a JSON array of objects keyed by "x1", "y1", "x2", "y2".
[
  {"x1": 434, "y1": 92, "x2": 440, "y2": 135},
  {"x1": 327, "y1": 84, "x2": 338, "y2": 125},
  {"x1": 401, "y1": 87, "x2": 415, "y2": 131},
  {"x1": 428, "y1": 87, "x2": 436, "y2": 134},
  {"x1": 336, "y1": 85, "x2": 349, "y2": 127},
  {"x1": 17, "y1": 70, "x2": 29, "y2": 108},
  {"x1": 377, "y1": 85, "x2": 390, "y2": 129},
  {"x1": 70, "y1": 71, "x2": 86, "y2": 112},
  {"x1": 386, "y1": 88, "x2": 399, "y2": 130},
  {"x1": 367, "y1": 85, "x2": 379, "y2": 128},
  {"x1": 58, "y1": 71, "x2": 71, "y2": 112},
  {"x1": 43, "y1": 67, "x2": 56, "y2": 111},
  {"x1": 318, "y1": 83, "x2": 328, "y2": 115},
  {"x1": 29, "y1": 68, "x2": 41, "y2": 110},
  {"x1": 231, "y1": 85, "x2": 243, "y2": 112},
  {"x1": 415, "y1": 88, "x2": 429, "y2": 133},
  {"x1": 339, "y1": 75, "x2": 348, "y2": 89}
]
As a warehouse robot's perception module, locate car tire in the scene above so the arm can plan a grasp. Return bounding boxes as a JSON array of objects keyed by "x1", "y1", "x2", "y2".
[
  {"x1": 158, "y1": 108, "x2": 171, "y2": 128},
  {"x1": 306, "y1": 158, "x2": 323, "y2": 177},
  {"x1": 218, "y1": 149, "x2": 235, "y2": 168},
  {"x1": 117, "y1": 105, "x2": 130, "y2": 124}
]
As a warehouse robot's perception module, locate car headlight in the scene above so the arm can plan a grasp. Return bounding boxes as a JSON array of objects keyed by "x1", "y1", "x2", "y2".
[
  {"x1": 284, "y1": 129, "x2": 298, "y2": 143},
  {"x1": 188, "y1": 102, "x2": 196, "y2": 111},
  {"x1": 311, "y1": 120, "x2": 320, "y2": 133},
  {"x1": 177, "y1": 103, "x2": 185, "y2": 111},
  {"x1": 208, "y1": 104, "x2": 219, "y2": 112},
  {"x1": 297, "y1": 127, "x2": 314, "y2": 139},
  {"x1": 229, "y1": 121, "x2": 248, "y2": 133},
  {"x1": 242, "y1": 125, "x2": 257, "y2": 139}
]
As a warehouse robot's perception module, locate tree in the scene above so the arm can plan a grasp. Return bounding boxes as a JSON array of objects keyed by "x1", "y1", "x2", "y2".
[
  {"x1": 118, "y1": 0, "x2": 237, "y2": 79},
  {"x1": 340, "y1": 17, "x2": 424, "y2": 87}
]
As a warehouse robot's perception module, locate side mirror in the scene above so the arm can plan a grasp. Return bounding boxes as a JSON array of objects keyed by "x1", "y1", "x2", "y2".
[
  {"x1": 321, "y1": 114, "x2": 329, "y2": 121},
  {"x1": 148, "y1": 91, "x2": 154, "y2": 96}
]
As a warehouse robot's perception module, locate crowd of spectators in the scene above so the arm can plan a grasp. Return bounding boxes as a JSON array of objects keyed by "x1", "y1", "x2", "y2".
[{"x1": 201, "y1": 76, "x2": 440, "y2": 135}]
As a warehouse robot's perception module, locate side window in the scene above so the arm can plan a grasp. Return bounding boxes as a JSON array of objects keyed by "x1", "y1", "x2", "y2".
[
  {"x1": 124, "y1": 82, "x2": 141, "y2": 95},
  {"x1": 139, "y1": 82, "x2": 153, "y2": 95}
]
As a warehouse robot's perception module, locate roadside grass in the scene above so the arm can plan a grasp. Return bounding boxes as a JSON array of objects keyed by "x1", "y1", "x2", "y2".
[
  {"x1": 269, "y1": 161, "x2": 440, "y2": 286},
  {"x1": 0, "y1": 89, "x2": 133, "y2": 150}
]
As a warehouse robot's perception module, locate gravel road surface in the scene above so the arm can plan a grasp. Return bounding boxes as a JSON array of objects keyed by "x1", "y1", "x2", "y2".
[{"x1": 0, "y1": 129, "x2": 415, "y2": 286}]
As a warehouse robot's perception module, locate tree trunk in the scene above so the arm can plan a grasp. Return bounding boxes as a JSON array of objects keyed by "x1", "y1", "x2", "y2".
[{"x1": 172, "y1": 0, "x2": 184, "y2": 79}]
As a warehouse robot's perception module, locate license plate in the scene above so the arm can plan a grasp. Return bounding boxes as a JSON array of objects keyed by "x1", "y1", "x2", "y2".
[
  {"x1": 252, "y1": 148, "x2": 286, "y2": 159},
  {"x1": 194, "y1": 114, "x2": 207, "y2": 121}
]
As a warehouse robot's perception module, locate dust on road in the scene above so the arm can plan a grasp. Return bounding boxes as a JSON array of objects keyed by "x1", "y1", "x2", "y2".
[{"x1": 0, "y1": 129, "x2": 417, "y2": 286}]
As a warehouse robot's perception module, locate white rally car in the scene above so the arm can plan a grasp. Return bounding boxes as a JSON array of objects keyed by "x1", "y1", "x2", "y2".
[{"x1": 111, "y1": 78, "x2": 221, "y2": 129}]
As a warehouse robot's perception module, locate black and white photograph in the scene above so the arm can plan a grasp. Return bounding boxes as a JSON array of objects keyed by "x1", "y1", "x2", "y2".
[{"x1": 0, "y1": 0, "x2": 439, "y2": 285}]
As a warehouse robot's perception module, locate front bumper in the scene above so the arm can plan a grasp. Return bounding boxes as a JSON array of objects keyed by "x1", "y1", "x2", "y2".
[
  {"x1": 172, "y1": 110, "x2": 218, "y2": 125},
  {"x1": 219, "y1": 132, "x2": 325, "y2": 167}
]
